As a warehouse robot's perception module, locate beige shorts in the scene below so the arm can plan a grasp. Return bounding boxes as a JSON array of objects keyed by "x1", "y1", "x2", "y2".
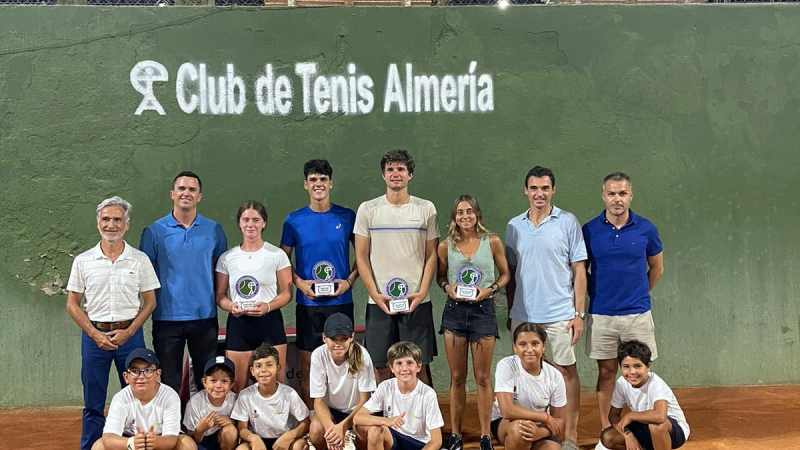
[
  {"x1": 585, "y1": 310, "x2": 658, "y2": 361},
  {"x1": 510, "y1": 318, "x2": 576, "y2": 366}
]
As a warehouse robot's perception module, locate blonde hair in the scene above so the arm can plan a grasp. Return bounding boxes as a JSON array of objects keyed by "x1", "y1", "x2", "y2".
[
  {"x1": 346, "y1": 341, "x2": 365, "y2": 376},
  {"x1": 446, "y1": 195, "x2": 493, "y2": 248},
  {"x1": 386, "y1": 341, "x2": 422, "y2": 367}
]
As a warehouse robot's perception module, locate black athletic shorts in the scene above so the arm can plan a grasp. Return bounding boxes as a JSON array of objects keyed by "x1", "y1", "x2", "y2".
[
  {"x1": 296, "y1": 303, "x2": 355, "y2": 352},
  {"x1": 627, "y1": 418, "x2": 686, "y2": 450},
  {"x1": 365, "y1": 301, "x2": 437, "y2": 367},
  {"x1": 225, "y1": 310, "x2": 287, "y2": 351}
]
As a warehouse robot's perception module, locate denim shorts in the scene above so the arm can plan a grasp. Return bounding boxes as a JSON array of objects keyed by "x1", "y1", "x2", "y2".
[{"x1": 439, "y1": 298, "x2": 499, "y2": 342}]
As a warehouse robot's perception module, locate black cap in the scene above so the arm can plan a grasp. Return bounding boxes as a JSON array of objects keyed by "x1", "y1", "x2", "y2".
[
  {"x1": 204, "y1": 356, "x2": 235, "y2": 376},
  {"x1": 125, "y1": 348, "x2": 160, "y2": 369},
  {"x1": 323, "y1": 313, "x2": 353, "y2": 338}
]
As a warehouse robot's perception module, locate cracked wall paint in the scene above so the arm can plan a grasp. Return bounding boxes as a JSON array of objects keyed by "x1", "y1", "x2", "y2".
[{"x1": 1, "y1": 6, "x2": 800, "y2": 406}]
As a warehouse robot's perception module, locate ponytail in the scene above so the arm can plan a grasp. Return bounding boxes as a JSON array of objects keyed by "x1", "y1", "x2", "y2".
[{"x1": 347, "y1": 341, "x2": 364, "y2": 376}]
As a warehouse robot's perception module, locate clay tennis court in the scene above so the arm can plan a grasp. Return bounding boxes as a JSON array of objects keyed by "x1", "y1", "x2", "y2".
[{"x1": 3, "y1": 385, "x2": 798, "y2": 450}]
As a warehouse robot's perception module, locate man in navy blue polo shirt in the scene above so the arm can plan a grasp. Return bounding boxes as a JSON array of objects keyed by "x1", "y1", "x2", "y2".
[
  {"x1": 140, "y1": 171, "x2": 228, "y2": 392},
  {"x1": 582, "y1": 172, "x2": 664, "y2": 445}
]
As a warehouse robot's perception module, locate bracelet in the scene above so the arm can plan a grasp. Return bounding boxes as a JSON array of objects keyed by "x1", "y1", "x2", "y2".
[
  {"x1": 344, "y1": 278, "x2": 352, "y2": 288},
  {"x1": 127, "y1": 436, "x2": 136, "y2": 450},
  {"x1": 440, "y1": 281, "x2": 449, "y2": 292}
]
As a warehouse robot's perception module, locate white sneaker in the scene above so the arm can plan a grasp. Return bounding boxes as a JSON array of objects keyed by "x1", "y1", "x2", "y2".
[
  {"x1": 595, "y1": 441, "x2": 611, "y2": 450},
  {"x1": 343, "y1": 430, "x2": 356, "y2": 450}
]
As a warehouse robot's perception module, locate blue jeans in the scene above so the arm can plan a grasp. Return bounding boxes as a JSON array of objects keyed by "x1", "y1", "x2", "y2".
[{"x1": 81, "y1": 328, "x2": 145, "y2": 450}]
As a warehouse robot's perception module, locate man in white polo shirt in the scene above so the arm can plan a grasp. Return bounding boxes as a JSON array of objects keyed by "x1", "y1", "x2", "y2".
[
  {"x1": 354, "y1": 150, "x2": 439, "y2": 385},
  {"x1": 505, "y1": 166, "x2": 587, "y2": 450},
  {"x1": 66, "y1": 196, "x2": 160, "y2": 450}
]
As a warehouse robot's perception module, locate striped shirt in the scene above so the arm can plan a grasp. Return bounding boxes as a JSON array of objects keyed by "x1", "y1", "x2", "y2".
[
  {"x1": 354, "y1": 195, "x2": 439, "y2": 305},
  {"x1": 66, "y1": 241, "x2": 160, "y2": 322}
]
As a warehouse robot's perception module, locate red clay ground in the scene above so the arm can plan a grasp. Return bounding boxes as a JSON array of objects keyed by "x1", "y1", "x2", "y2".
[{"x1": 1, "y1": 386, "x2": 798, "y2": 450}]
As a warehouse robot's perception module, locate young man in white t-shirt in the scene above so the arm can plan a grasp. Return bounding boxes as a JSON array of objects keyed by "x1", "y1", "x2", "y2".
[
  {"x1": 183, "y1": 356, "x2": 239, "y2": 450},
  {"x1": 94, "y1": 348, "x2": 195, "y2": 450},
  {"x1": 353, "y1": 342, "x2": 444, "y2": 450},
  {"x1": 354, "y1": 150, "x2": 440, "y2": 385},
  {"x1": 231, "y1": 343, "x2": 310, "y2": 450},
  {"x1": 600, "y1": 341, "x2": 689, "y2": 450}
]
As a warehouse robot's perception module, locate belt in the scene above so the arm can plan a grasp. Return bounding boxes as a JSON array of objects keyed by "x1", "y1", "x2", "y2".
[{"x1": 92, "y1": 320, "x2": 133, "y2": 331}]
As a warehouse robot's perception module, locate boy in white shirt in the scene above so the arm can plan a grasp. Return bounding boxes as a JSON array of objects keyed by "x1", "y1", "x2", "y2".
[
  {"x1": 600, "y1": 341, "x2": 689, "y2": 450},
  {"x1": 184, "y1": 357, "x2": 239, "y2": 450},
  {"x1": 231, "y1": 343, "x2": 310, "y2": 450},
  {"x1": 94, "y1": 348, "x2": 195, "y2": 450},
  {"x1": 353, "y1": 342, "x2": 443, "y2": 450}
]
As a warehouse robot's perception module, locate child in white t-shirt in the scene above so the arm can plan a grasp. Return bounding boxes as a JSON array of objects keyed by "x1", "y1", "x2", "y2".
[
  {"x1": 309, "y1": 314, "x2": 376, "y2": 450},
  {"x1": 93, "y1": 348, "x2": 194, "y2": 450},
  {"x1": 353, "y1": 342, "x2": 444, "y2": 450},
  {"x1": 231, "y1": 343, "x2": 310, "y2": 450},
  {"x1": 491, "y1": 323, "x2": 566, "y2": 450},
  {"x1": 600, "y1": 340, "x2": 689, "y2": 450},
  {"x1": 184, "y1": 356, "x2": 239, "y2": 450}
]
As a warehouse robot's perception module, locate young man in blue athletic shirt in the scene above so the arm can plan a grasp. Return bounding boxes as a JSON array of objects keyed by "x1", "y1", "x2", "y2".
[{"x1": 280, "y1": 159, "x2": 359, "y2": 407}]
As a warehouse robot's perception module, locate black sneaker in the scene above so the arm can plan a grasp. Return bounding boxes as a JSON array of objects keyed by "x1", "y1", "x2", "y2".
[
  {"x1": 480, "y1": 435, "x2": 494, "y2": 450},
  {"x1": 444, "y1": 434, "x2": 463, "y2": 450}
]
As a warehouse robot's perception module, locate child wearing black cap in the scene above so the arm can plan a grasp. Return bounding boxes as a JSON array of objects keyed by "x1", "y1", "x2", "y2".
[
  {"x1": 93, "y1": 348, "x2": 194, "y2": 450},
  {"x1": 184, "y1": 356, "x2": 239, "y2": 450},
  {"x1": 309, "y1": 313, "x2": 376, "y2": 450}
]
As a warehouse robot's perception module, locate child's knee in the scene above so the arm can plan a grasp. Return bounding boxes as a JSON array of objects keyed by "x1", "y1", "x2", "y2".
[
  {"x1": 219, "y1": 426, "x2": 239, "y2": 447},
  {"x1": 600, "y1": 427, "x2": 618, "y2": 447},
  {"x1": 366, "y1": 426, "x2": 385, "y2": 443},
  {"x1": 291, "y1": 437, "x2": 309, "y2": 450},
  {"x1": 91, "y1": 439, "x2": 106, "y2": 450},
  {"x1": 648, "y1": 420, "x2": 671, "y2": 435},
  {"x1": 176, "y1": 435, "x2": 199, "y2": 450},
  {"x1": 309, "y1": 418, "x2": 325, "y2": 440}
]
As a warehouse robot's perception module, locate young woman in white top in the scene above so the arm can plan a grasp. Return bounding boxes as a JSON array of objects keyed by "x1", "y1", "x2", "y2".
[
  {"x1": 309, "y1": 313, "x2": 377, "y2": 450},
  {"x1": 216, "y1": 201, "x2": 293, "y2": 392},
  {"x1": 491, "y1": 323, "x2": 567, "y2": 450},
  {"x1": 436, "y1": 195, "x2": 510, "y2": 450}
]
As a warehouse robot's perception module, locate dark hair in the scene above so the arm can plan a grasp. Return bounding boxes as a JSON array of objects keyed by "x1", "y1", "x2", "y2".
[
  {"x1": 206, "y1": 365, "x2": 234, "y2": 379},
  {"x1": 512, "y1": 322, "x2": 555, "y2": 369},
  {"x1": 386, "y1": 341, "x2": 422, "y2": 367},
  {"x1": 251, "y1": 343, "x2": 280, "y2": 366},
  {"x1": 304, "y1": 159, "x2": 333, "y2": 179},
  {"x1": 236, "y1": 200, "x2": 268, "y2": 224},
  {"x1": 524, "y1": 166, "x2": 555, "y2": 188},
  {"x1": 603, "y1": 171, "x2": 632, "y2": 188},
  {"x1": 380, "y1": 150, "x2": 415, "y2": 175},
  {"x1": 173, "y1": 171, "x2": 203, "y2": 193},
  {"x1": 617, "y1": 340, "x2": 652, "y2": 366}
]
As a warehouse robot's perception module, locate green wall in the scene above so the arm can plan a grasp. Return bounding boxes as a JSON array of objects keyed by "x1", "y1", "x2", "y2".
[{"x1": 1, "y1": 5, "x2": 799, "y2": 407}]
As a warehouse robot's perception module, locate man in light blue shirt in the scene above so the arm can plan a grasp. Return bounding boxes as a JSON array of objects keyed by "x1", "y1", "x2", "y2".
[
  {"x1": 505, "y1": 166, "x2": 587, "y2": 450},
  {"x1": 140, "y1": 171, "x2": 227, "y2": 392}
]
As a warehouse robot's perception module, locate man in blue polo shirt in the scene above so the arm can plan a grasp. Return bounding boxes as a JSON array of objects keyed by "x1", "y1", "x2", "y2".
[
  {"x1": 505, "y1": 165, "x2": 587, "y2": 450},
  {"x1": 582, "y1": 172, "x2": 664, "y2": 446},
  {"x1": 280, "y1": 159, "x2": 358, "y2": 407},
  {"x1": 140, "y1": 171, "x2": 228, "y2": 392}
]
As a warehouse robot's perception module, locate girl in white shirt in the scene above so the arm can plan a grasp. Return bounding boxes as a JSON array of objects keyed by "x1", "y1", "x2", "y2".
[
  {"x1": 309, "y1": 314, "x2": 377, "y2": 450},
  {"x1": 216, "y1": 201, "x2": 293, "y2": 392},
  {"x1": 491, "y1": 323, "x2": 567, "y2": 450}
]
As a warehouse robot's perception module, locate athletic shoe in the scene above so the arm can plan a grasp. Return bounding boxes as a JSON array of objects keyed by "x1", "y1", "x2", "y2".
[
  {"x1": 344, "y1": 430, "x2": 356, "y2": 450},
  {"x1": 444, "y1": 433, "x2": 462, "y2": 450},
  {"x1": 595, "y1": 441, "x2": 611, "y2": 450},
  {"x1": 479, "y1": 435, "x2": 494, "y2": 450},
  {"x1": 561, "y1": 439, "x2": 579, "y2": 450},
  {"x1": 306, "y1": 434, "x2": 316, "y2": 450}
]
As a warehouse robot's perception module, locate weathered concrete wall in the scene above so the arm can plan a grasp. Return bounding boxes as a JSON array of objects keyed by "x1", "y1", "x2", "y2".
[{"x1": 1, "y1": 5, "x2": 799, "y2": 406}]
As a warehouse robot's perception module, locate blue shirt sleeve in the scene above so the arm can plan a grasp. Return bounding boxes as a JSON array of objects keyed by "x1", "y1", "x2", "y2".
[
  {"x1": 346, "y1": 209, "x2": 356, "y2": 245},
  {"x1": 281, "y1": 216, "x2": 297, "y2": 248},
  {"x1": 646, "y1": 223, "x2": 663, "y2": 257},
  {"x1": 139, "y1": 226, "x2": 157, "y2": 266},
  {"x1": 213, "y1": 223, "x2": 228, "y2": 264}
]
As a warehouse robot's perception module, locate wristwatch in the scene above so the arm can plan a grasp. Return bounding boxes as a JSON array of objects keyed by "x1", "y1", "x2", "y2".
[{"x1": 575, "y1": 312, "x2": 586, "y2": 320}]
